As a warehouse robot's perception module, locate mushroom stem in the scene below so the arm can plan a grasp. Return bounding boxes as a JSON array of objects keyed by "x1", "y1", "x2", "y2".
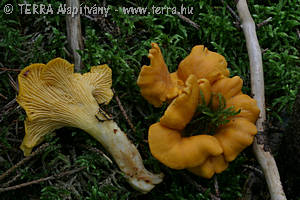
[
  {"x1": 83, "y1": 119, "x2": 164, "y2": 193},
  {"x1": 16, "y1": 59, "x2": 163, "y2": 193}
]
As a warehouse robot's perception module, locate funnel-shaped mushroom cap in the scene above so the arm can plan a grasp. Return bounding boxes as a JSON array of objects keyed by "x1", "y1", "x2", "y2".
[
  {"x1": 83, "y1": 65, "x2": 114, "y2": 105},
  {"x1": 211, "y1": 76, "x2": 243, "y2": 109},
  {"x1": 148, "y1": 74, "x2": 223, "y2": 169},
  {"x1": 138, "y1": 43, "x2": 260, "y2": 179},
  {"x1": 215, "y1": 118, "x2": 257, "y2": 162},
  {"x1": 177, "y1": 45, "x2": 229, "y2": 84},
  {"x1": 137, "y1": 43, "x2": 181, "y2": 107},
  {"x1": 226, "y1": 94, "x2": 260, "y2": 123},
  {"x1": 188, "y1": 155, "x2": 228, "y2": 179},
  {"x1": 148, "y1": 122, "x2": 223, "y2": 169},
  {"x1": 17, "y1": 58, "x2": 113, "y2": 155},
  {"x1": 160, "y1": 75, "x2": 199, "y2": 130}
]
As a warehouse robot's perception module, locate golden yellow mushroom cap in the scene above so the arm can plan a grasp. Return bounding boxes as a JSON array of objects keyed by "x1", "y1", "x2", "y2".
[
  {"x1": 177, "y1": 45, "x2": 229, "y2": 84},
  {"x1": 160, "y1": 75, "x2": 199, "y2": 130},
  {"x1": 148, "y1": 122, "x2": 223, "y2": 169},
  {"x1": 138, "y1": 43, "x2": 260, "y2": 179},
  {"x1": 188, "y1": 155, "x2": 228, "y2": 179},
  {"x1": 211, "y1": 76, "x2": 243, "y2": 109},
  {"x1": 17, "y1": 58, "x2": 113, "y2": 155},
  {"x1": 148, "y1": 75, "x2": 223, "y2": 169},
  {"x1": 137, "y1": 43, "x2": 181, "y2": 107},
  {"x1": 226, "y1": 94, "x2": 260, "y2": 123},
  {"x1": 83, "y1": 65, "x2": 113, "y2": 105},
  {"x1": 215, "y1": 118, "x2": 257, "y2": 162}
]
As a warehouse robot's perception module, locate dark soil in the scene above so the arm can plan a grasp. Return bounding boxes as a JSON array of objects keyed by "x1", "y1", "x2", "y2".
[{"x1": 278, "y1": 86, "x2": 300, "y2": 200}]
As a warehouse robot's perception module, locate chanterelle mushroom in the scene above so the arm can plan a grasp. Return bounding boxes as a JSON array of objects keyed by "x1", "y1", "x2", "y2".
[
  {"x1": 17, "y1": 58, "x2": 163, "y2": 193},
  {"x1": 137, "y1": 43, "x2": 260, "y2": 179}
]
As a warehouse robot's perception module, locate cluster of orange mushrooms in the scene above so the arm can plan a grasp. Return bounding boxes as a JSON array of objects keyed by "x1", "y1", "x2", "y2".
[{"x1": 137, "y1": 43, "x2": 260, "y2": 178}]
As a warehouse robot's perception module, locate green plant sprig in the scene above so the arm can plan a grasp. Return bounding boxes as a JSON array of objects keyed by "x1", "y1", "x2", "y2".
[{"x1": 183, "y1": 93, "x2": 240, "y2": 137}]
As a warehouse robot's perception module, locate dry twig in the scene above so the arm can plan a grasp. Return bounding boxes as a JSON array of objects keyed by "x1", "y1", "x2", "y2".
[
  {"x1": 15, "y1": 119, "x2": 19, "y2": 136},
  {"x1": 6, "y1": 138, "x2": 22, "y2": 143},
  {"x1": 261, "y1": 48, "x2": 269, "y2": 54},
  {"x1": 257, "y1": 17, "x2": 272, "y2": 29},
  {"x1": 0, "y1": 68, "x2": 21, "y2": 72},
  {"x1": 182, "y1": 173, "x2": 220, "y2": 200},
  {"x1": 7, "y1": 73, "x2": 18, "y2": 92},
  {"x1": 214, "y1": 175, "x2": 221, "y2": 199},
  {"x1": 0, "y1": 143, "x2": 49, "y2": 182},
  {"x1": 0, "y1": 167, "x2": 86, "y2": 193},
  {"x1": 242, "y1": 165, "x2": 263, "y2": 176},
  {"x1": 236, "y1": 1, "x2": 286, "y2": 199},
  {"x1": 0, "y1": 98, "x2": 17, "y2": 123},
  {"x1": 0, "y1": 174, "x2": 21, "y2": 188},
  {"x1": 1, "y1": 98, "x2": 16, "y2": 112},
  {"x1": 220, "y1": 0, "x2": 240, "y2": 27},
  {"x1": 66, "y1": 0, "x2": 84, "y2": 71},
  {"x1": 79, "y1": 144, "x2": 113, "y2": 164},
  {"x1": 242, "y1": 172, "x2": 257, "y2": 200},
  {"x1": 112, "y1": 88, "x2": 136, "y2": 133},
  {"x1": 176, "y1": 13, "x2": 200, "y2": 30},
  {"x1": 63, "y1": 46, "x2": 73, "y2": 58},
  {"x1": 0, "y1": 93, "x2": 7, "y2": 100}
]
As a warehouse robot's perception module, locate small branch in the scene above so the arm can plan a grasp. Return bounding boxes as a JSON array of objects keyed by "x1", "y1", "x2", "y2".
[
  {"x1": 220, "y1": 0, "x2": 241, "y2": 27},
  {"x1": 0, "y1": 93, "x2": 7, "y2": 100},
  {"x1": 7, "y1": 73, "x2": 18, "y2": 92},
  {"x1": 182, "y1": 173, "x2": 205, "y2": 193},
  {"x1": 15, "y1": 119, "x2": 19, "y2": 137},
  {"x1": 182, "y1": 173, "x2": 220, "y2": 200},
  {"x1": 66, "y1": 0, "x2": 84, "y2": 72},
  {"x1": 0, "y1": 68, "x2": 21, "y2": 72},
  {"x1": 79, "y1": 144, "x2": 113, "y2": 164},
  {"x1": 214, "y1": 175, "x2": 221, "y2": 199},
  {"x1": 242, "y1": 172, "x2": 256, "y2": 200},
  {"x1": 6, "y1": 138, "x2": 22, "y2": 143},
  {"x1": 176, "y1": 13, "x2": 200, "y2": 30},
  {"x1": 0, "y1": 98, "x2": 17, "y2": 123},
  {"x1": 257, "y1": 17, "x2": 272, "y2": 29},
  {"x1": 0, "y1": 174, "x2": 21, "y2": 188},
  {"x1": 112, "y1": 89, "x2": 136, "y2": 133},
  {"x1": 63, "y1": 46, "x2": 73, "y2": 58},
  {"x1": 1, "y1": 98, "x2": 16, "y2": 111},
  {"x1": 0, "y1": 167, "x2": 86, "y2": 193},
  {"x1": 236, "y1": 1, "x2": 287, "y2": 200},
  {"x1": 261, "y1": 48, "x2": 269, "y2": 54},
  {"x1": 296, "y1": 28, "x2": 300, "y2": 40},
  {"x1": 242, "y1": 165, "x2": 263, "y2": 176},
  {"x1": 0, "y1": 143, "x2": 49, "y2": 182},
  {"x1": 83, "y1": 14, "x2": 97, "y2": 22}
]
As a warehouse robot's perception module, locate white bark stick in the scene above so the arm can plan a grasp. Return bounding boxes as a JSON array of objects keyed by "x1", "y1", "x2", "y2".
[
  {"x1": 236, "y1": 1, "x2": 287, "y2": 200},
  {"x1": 66, "y1": 0, "x2": 84, "y2": 71}
]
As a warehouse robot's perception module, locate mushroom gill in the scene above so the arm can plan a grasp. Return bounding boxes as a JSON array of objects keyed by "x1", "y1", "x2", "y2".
[{"x1": 17, "y1": 58, "x2": 163, "y2": 193}]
